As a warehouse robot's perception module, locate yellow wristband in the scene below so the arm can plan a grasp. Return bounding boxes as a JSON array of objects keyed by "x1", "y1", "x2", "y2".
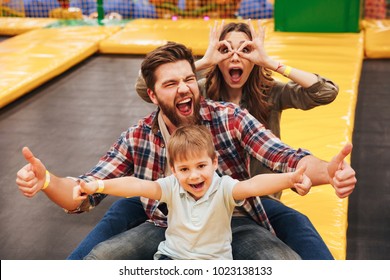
[
  {"x1": 283, "y1": 66, "x2": 292, "y2": 77},
  {"x1": 42, "y1": 170, "x2": 50, "y2": 190},
  {"x1": 96, "y1": 180, "x2": 105, "y2": 193}
]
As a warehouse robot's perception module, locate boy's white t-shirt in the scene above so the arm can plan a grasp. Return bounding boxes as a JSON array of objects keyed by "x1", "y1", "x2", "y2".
[{"x1": 155, "y1": 172, "x2": 244, "y2": 260}]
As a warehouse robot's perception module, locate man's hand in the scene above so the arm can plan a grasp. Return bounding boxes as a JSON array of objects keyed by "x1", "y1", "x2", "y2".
[
  {"x1": 16, "y1": 147, "x2": 47, "y2": 197},
  {"x1": 327, "y1": 143, "x2": 357, "y2": 198}
]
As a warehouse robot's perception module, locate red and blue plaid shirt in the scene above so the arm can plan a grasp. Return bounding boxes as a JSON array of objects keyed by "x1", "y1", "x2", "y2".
[{"x1": 73, "y1": 97, "x2": 311, "y2": 233}]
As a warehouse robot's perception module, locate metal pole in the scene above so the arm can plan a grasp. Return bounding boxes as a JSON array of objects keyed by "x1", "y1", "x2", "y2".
[{"x1": 97, "y1": 0, "x2": 104, "y2": 25}]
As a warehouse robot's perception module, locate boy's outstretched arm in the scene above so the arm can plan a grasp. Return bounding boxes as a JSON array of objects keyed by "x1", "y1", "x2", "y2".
[
  {"x1": 73, "y1": 177, "x2": 162, "y2": 201},
  {"x1": 232, "y1": 166, "x2": 312, "y2": 200}
]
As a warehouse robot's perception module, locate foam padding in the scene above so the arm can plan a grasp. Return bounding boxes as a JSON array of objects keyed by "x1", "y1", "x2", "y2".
[
  {"x1": 99, "y1": 18, "x2": 248, "y2": 56},
  {"x1": 268, "y1": 27, "x2": 364, "y2": 259},
  {"x1": 0, "y1": 26, "x2": 121, "y2": 108},
  {"x1": 362, "y1": 19, "x2": 390, "y2": 58},
  {"x1": 99, "y1": 19, "x2": 208, "y2": 55},
  {"x1": 0, "y1": 17, "x2": 59, "y2": 35}
]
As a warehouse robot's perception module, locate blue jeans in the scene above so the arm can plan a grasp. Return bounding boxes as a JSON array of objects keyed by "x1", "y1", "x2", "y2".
[
  {"x1": 67, "y1": 197, "x2": 147, "y2": 260},
  {"x1": 84, "y1": 216, "x2": 300, "y2": 260},
  {"x1": 68, "y1": 197, "x2": 332, "y2": 260},
  {"x1": 261, "y1": 197, "x2": 334, "y2": 260}
]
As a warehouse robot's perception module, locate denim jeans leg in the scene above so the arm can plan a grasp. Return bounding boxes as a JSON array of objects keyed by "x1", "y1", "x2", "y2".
[
  {"x1": 67, "y1": 197, "x2": 148, "y2": 260},
  {"x1": 262, "y1": 198, "x2": 334, "y2": 260},
  {"x1": 231, "y1": 217, "x2": 301, "y2": 260},
  {"x1": 85, "y1": 222, "x2": 166, "y2": 260}
]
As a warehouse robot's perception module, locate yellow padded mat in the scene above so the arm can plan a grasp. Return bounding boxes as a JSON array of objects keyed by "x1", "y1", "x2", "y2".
[
  {"x1": 0, "y1": 17, "x2": 58, "y2": 35},
  {"x1": 0, "y1": 26, "x2": 120, "y2": 108},
  {"x1": 362, "y1": 19, "x2": 390, "y2": 58},
  {"x1": 99, "y1": 18, "x2": 249, "y2": 56},
  {"x1": 272, "y1": 30, "x2": 364, "y2": 260},
  {"x1": 100, "y1": 19, "x2": 363, "y2": 259}
]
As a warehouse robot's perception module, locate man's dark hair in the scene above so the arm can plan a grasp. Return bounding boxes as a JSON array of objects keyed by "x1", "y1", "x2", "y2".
[{"x1": 141, "y1": 42, "x2": 196, "y2": 91}]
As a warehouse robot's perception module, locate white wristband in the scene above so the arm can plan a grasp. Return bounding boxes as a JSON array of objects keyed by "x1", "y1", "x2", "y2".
[{"x1": 96, "y1": 180, "x2": 104, "y2": 193}]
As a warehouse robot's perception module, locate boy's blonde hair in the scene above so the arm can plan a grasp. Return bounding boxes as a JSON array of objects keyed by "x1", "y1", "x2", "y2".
[{"x1": 168, "y1": 125, "x2": 216, "y2": 167}]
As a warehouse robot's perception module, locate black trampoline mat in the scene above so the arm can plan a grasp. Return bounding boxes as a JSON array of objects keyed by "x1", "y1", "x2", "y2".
[
  {"x1": 347, "y1": 59, "x2": 390, "y2": 260},
  {"x1": 0, "y1": 54, "x2": 155, "y2": 259}
]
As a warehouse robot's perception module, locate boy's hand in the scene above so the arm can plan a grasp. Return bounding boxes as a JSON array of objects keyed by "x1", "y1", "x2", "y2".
[
  {"x1": 292, "y1": 165, "x2": 312, "y2": 196},
  {"x1": 73, "y1": 181, "x2": 97, "y2": 201}
]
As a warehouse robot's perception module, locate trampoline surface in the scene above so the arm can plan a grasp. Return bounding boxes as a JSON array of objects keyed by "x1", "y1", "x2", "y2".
[
  {"x1": 0, "y1": 52, "x2": 389, "y2": 259},
  {"x1": 347, "y1": 59, "x2": 390, "y2": 260},
  {"x1": 0, "y1": 53, "x2": 155, "y2": 259}
]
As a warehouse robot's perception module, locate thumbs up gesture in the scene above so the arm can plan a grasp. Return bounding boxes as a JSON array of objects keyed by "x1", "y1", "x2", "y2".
[
  {"x1": 327, "y1": 143, "x2": 357, "y2": 198},
  {"x1": 292, "y1": 165, "x2": 312, "y2": 196},
  {"x1": 16, "y1": 147, "x2": 47, "y2": 197}
]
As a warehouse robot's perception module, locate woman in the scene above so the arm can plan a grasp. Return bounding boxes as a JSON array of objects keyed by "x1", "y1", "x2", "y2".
[
  {"x1": 194, "y1": 20, "x2": 338, "y2": 259},
  {"x1": 197, "y1": 20, "x2": 338, "y2": 197}
]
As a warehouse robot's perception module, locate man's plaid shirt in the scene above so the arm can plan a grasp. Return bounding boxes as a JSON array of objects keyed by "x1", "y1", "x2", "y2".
[{"x1": 73, "y1": 97, "x2": 311, "y2": 233}]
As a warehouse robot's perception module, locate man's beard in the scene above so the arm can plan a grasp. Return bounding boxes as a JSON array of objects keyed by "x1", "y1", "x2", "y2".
[{"x1": 157, "y1": 94, "x2": 201, "y2": 128}]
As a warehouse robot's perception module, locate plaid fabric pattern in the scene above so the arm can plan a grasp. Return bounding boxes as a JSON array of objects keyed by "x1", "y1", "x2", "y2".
[{"x1": 71, "y1": 97, "x2": 311, "y2": 233}]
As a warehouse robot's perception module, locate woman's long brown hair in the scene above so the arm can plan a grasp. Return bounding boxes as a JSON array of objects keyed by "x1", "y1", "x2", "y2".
[{"x1": 205, "y1": 22, "x2": 274, "y2": 128}]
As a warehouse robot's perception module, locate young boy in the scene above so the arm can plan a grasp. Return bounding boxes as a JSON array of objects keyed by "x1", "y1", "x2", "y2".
[{"x1": 73, "y1": 124, "x2": 312, "y2": 260}]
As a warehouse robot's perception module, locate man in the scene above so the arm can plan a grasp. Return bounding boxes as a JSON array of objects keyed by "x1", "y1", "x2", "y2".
[{"x1": 16, "y1": 42, "x2": 356, "y2": 260}]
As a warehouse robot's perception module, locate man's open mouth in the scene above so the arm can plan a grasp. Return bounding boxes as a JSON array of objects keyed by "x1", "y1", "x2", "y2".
[{"x1": 176, "y1": 97, "x2": 192, "y2": 114}]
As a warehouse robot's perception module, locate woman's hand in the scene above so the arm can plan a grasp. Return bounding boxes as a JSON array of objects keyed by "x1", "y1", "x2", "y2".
[
  {"x1": 237, "y1": 19, "x2": 276, "y2": 70},
  {"x1": 195, "y1": 20, "x2": 234, "y2": 71}
]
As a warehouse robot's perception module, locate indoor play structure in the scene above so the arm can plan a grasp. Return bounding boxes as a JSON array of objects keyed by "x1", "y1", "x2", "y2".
[
  {"x1": 1, "y1": 0, "x2": 390, "y2": 260},
  {"x1": 1, "y1": 0, "x2": 274, "y2": 19}
]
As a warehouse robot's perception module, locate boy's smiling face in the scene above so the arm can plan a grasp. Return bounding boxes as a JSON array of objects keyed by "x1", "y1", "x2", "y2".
[{"x1": 171, "y1": 150, "x2": 218, "y2": 200}]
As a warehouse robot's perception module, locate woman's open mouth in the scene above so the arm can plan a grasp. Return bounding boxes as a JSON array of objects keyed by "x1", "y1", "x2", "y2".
[{"x1": 229, "y1": 68, "x2": 243, "y2": 83}]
